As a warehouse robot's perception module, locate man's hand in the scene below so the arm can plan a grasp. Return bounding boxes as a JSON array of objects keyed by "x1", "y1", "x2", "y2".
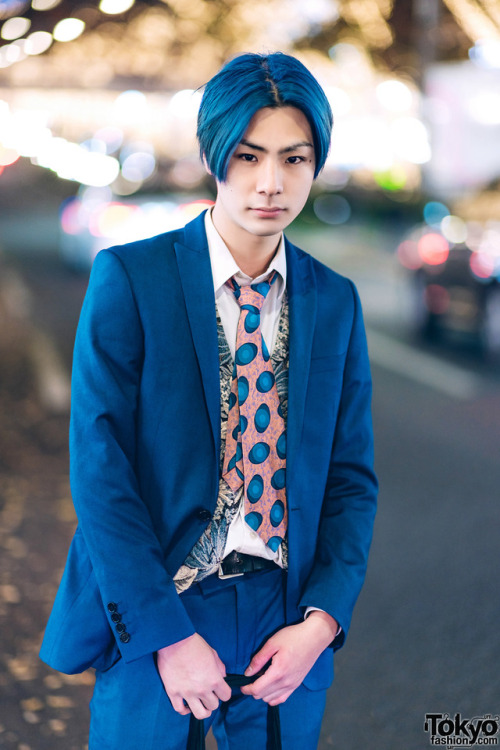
[
  {"x1": 241, "y1": 611, "x2": 338, "y2": 706},
  {"x1": 156, "y1": 633, "x2": 232, "y2": 720}
]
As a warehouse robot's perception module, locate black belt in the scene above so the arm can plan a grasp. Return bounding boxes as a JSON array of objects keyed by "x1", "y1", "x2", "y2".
[
  {"x1": 219, "y1": 550, "x2": 278, "y2": 577},
  {"x1": 187, "y1": 673, "x2": 281, "y2": 750}
]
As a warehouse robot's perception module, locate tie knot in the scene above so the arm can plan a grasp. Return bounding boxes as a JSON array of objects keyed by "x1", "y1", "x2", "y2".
[{"x1": 230, "y1": 271, "x2": 277, "y2": 311}]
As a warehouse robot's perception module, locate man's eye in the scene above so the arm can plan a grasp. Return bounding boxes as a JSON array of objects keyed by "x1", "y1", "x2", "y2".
[
  {"x1": 287, "y1": 156, "x2": 305, "y2": 164},
  {"x1": 238, "y1": 153, "x2": 256, "y2": 162}
]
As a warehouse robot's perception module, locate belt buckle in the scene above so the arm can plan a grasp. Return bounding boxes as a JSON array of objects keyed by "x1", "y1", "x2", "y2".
[
  {"x1": 218, "y1": 558, "x2": 245, "y2": 579},
  {"x1": 218, "y1": 565, "x2": 244, "y2": 579}
]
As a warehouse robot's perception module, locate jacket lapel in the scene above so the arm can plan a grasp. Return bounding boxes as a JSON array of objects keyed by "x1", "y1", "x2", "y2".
[
  {"x1": 285, "y1": 238, "x2": 317, "y2": 509},
  {"x1": 174, "y1": 212, "x2": 220, "y2": 455}
]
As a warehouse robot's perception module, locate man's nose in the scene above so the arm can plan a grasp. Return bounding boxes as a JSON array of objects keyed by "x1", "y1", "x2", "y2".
[{"x1": 256, "y1": 160, "x2": 283, "y2": 195}]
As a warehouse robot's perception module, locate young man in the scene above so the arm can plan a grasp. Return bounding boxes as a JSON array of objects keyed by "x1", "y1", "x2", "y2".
[{"x1": 40, "y1": 52, "x2": 377, "y2": 749}]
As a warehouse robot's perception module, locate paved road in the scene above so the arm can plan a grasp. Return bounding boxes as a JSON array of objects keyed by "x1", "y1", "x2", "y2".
[{"x1": 1, "y1": 220, "x2": 499, "y2": 749}]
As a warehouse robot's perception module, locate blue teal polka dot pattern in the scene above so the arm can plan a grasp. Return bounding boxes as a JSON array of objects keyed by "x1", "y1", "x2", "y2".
[
  {"x1": 249, "y1": 442, "x2": 270, "y2": 464},
  {"x1": 251, "y1": 281, "x2": 272, "y2": 297},
  {"x1": 261, "y1": 336, "x2": 270, "y2": 362},
  {"x1": 254, "y1": 403, "x2": 270, "y2": 433},
  {"x1": 227, "y1": 442, "x2": 243, "y2": 472},
  {"x1": 270, "y1": 500, "x2": 285, "y2": 526},
  {"x1": 271, "y1": 468, "x2": 286, "y2": 490},
  {"x1": 239, "y1": 415, "x2": 248, "y2": 435},
  {"x1": 245, "y1": 511, "x2": 263, "y2": 531},
  {"x1": 267, "y1": 536, "x2": 283, "y2": 552},
  {"x1": 235, "y1": 342, "x2": 258, "y2": 366},
  {"x1": 276, "y1": 432, "x2": 286, "y2": 459},
  {"x1": 237, "y1": 377, "x2": 249, "y2": 405},
  {"x1": 247, "y1": 474, "x2": 264, "y2": 503},
  {"x1": 241, "y1": 304, "x2": 260, "y2": 334},
  {"x1": 256, "y1": 371, "x2": 275, "y2": 393}
]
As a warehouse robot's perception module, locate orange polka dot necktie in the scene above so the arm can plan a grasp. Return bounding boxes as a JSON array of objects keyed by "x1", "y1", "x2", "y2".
[{"x1": 222, "y1": 272, "x2": 287, "y2": 552}]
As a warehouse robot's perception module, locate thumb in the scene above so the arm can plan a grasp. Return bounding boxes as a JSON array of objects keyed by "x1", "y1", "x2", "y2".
[{"x1": 245, "y1": 641, "x2": 277, "y2": 676}]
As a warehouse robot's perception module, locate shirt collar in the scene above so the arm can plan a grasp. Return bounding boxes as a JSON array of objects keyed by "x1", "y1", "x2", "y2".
[{"x1": 204, "y1": 208, "x2": 287, "y2": 297}]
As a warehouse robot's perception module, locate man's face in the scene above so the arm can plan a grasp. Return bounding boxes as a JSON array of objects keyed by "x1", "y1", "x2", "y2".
[{"x1": 211, "y1": 106, "x2": 316, "y2": 245}]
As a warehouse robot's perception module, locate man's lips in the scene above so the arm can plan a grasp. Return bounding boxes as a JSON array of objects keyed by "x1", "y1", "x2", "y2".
[{"x1": 251, "y1": 207, "x2": 285, "y2": 215}]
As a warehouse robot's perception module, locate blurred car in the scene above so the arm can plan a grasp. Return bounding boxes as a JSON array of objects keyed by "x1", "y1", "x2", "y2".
[
  {"x1": 59, "y1": 190, "x2": 214, "y2": 271},
  {"x1": 397, "y1": 183, "x2": 500, "y2": 358}
]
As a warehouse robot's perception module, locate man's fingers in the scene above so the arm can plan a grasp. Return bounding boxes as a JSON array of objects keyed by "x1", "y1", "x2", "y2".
[
  {"x1": 217, "y1": 680, "x2": 233, "y2": 703},
  {"x1": 262, "y1": 687, "x2": 293, "y2": 705},
  {"x1": 241, "y1": 667, "x2": 281, "y2": 698},
  {"x1": 245, "y1": 643, "x2": 276, "y2": 677},
  {"x1": 170, "y1": 696, "x2": 191, "y2": 715},
  {"x1": 188, "y1": 698, "x2": 214, "y2": 721}
]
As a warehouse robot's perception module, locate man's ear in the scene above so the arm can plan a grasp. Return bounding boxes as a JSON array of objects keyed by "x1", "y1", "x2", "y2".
[{"x1": 201, "y1": 153, "x2": 212, "y2": 176}]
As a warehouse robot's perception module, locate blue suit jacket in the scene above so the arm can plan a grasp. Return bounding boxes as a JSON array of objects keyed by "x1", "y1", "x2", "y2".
[{"x1": 40, "y1": 212, "x2": 377, "y2": 689}]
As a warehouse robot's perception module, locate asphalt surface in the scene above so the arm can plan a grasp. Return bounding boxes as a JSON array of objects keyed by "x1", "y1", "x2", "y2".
[{"x1": 0, "y1": 215, "x2": 499, "y2": 750}]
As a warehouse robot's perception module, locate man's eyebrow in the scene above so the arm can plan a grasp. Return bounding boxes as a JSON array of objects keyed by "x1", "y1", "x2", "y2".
[{"x1": 239, "y1": 138, "x2": 314, "y2": 154}]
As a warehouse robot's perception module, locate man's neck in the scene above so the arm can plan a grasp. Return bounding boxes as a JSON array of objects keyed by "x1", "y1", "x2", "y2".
[{"x1": 211, "y1": 207, "x2": 281, "y2": 279}]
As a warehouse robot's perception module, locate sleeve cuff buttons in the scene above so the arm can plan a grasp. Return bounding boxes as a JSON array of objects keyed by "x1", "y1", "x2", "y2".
[{"x1": 107, "y1": 603, "x2": 131, "y2": 643}]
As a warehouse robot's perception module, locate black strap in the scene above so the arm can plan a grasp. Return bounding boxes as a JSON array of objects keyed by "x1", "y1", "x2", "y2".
[{"x1": 186, "y1": 673, "x2": 281, "y2": 750}]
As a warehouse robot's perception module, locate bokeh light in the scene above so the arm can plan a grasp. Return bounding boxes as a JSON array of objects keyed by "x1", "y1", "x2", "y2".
[
  {"x1": 470, "y1": 251, "x2": 495, "y2": 279},
  {"x1": 99, "y1": 0, "x2": 136, "y2": 14},
  {"x1": 424, "y1": 201, "x2": 450, "y2": 227},
  {"x1": 1, "y1": 16, "x2": 31, "y2": 40},
  {"x1": 397, "y1": 239, "x2": 421, "y2": 270},
  {"x1": 376, "y1": 80, "x2": 413, "y2": 113},
  {"x1": 52, "y1": 18, "x2": 86, "y2": 43},
  {"x1": 313, "y1": 194, "x2": 351, "y2": 225},
  {"x1": 31, "y1": 0, "x2": 63, "y2": 9},
  {"x1": 441, "y1": 215, "x2": 468, "y2": 244},
  {"x1": 25, "y1": 31, "x2": 53, "y2": 55},
  {"x1": 0, "y1": 145, "x2": 20, "y2": 166},
  {"x1": 425, "y1": 284, "x2": 450, "y2": 314},
  {"x1": 418, "y1": 232, "x2": 450, "y2": 265}
]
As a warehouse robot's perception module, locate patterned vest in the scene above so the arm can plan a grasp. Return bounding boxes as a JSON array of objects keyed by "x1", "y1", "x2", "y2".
[{"x1": 173, "y1": 294, "x2": 290, "y2": 594}]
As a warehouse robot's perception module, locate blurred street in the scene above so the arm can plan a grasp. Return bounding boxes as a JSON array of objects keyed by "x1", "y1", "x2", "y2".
[{"x1": 0, "y1": 206, "x2": 498, "y2": 750}]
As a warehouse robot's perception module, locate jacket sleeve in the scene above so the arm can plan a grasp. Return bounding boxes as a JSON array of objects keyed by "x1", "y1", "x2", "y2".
[
  {"x1": 299, "y1": 281, "x2": 378, "y2": 650},
  {"x1": 69, "y1": 248, "x2": 195, "y2": 663}
]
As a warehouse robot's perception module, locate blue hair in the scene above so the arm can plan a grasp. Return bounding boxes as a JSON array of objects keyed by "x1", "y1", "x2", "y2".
[{"x1": 197, "y1": 52, "x2": 333, "y2": 181}]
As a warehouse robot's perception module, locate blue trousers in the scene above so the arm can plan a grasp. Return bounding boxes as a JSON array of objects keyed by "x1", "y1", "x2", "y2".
[{"x1": 89, "y1": 568, "x2": 328, "y2": 749}]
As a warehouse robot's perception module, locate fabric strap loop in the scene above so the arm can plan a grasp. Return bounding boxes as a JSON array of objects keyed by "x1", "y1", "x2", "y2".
[{"x1": 186, "y1": 672, "x2": 282, "y2": 750}]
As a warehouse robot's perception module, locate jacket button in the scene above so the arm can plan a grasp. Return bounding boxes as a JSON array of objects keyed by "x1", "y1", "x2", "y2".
[
  {"x1": 119, "y1": 632, "x2": 131, "y2": 643},
  {"x1": 116, "y1": 623, "x2": 126, "y2": 634},
  {"x1": 111, "y1": 612, "x2": 122, "y2": 623},
  {"x1": 107, "y1": 602, "x2": 118, "y2": 613},
  {"x1": 197, "y1": 508, "x2": 212, "y2": 522}
]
